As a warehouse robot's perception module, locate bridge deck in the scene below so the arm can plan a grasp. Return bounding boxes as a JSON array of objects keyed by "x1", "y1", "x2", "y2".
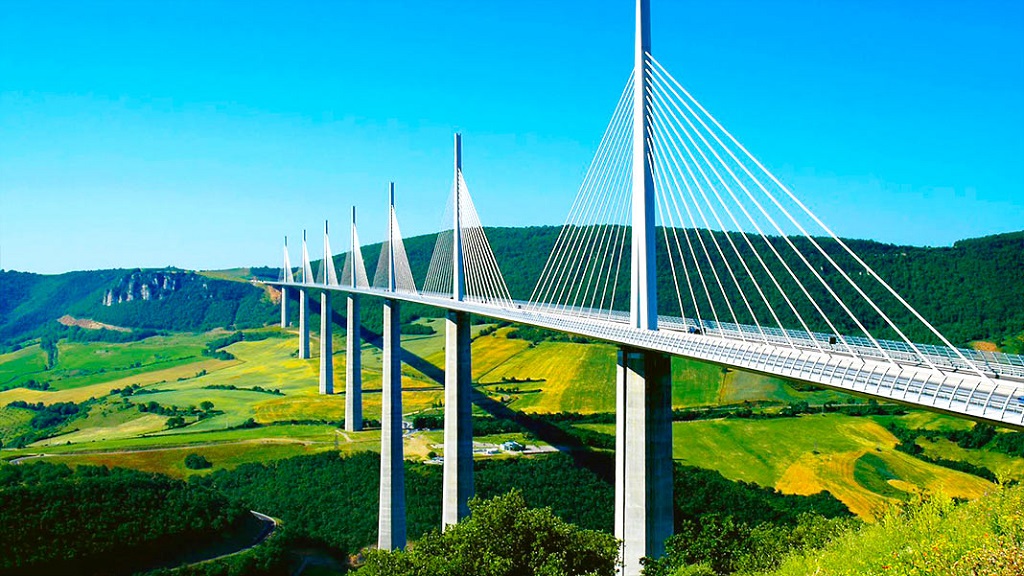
[{"x1": 270, "y1": 281, "x2": 1024, "y2": 429}]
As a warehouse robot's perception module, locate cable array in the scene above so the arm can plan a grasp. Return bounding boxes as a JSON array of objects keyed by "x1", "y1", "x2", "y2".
[
  {"x1": 339, "y1": 226, "x2": 371, "y2": 289},
  {"x1": 458, "y1": 171, "x2": 514, "y2": 306},
  {"x1": 279, "y1": 241, "x2": 295, "y2": 283},
  {"x1": 373, "y1": 207, "x2": 418, "y2": 293},
  {"x1": 529, "y1": 72, "x2": 635, "y2": 319},
  {"x1": 527, "y1": 55, "x2": 998, "y2": 383},
  {"x1": 300, "y1": 237, "x2": 315, "y2": 285},
  {"x1": 423, "y1": 189, "x2": 455, "y2": 296},
  {"x1": 644, "y1": 52, "x2": 990, "y2": 377},
  {"x1": 422, "y1": 171, "x2": 513, "y2": 307},
  {"x1": 316, "y1": 227, "x2": 339, "y2": 286}
]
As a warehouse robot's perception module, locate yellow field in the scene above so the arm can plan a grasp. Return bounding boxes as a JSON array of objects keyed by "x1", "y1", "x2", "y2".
[
  {"x1": 38, "y1": 413, "x2": 169, "y2": 446},
  {"x1": 0, "y1": 358, "x2": 236, "y2": 405},
  {"x1": 40, "y1": 439, "x2": 334, "y2": 478}
]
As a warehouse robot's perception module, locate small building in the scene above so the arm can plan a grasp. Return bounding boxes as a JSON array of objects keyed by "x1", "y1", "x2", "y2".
[{"x1": 500, "y1": 440, "x2": 524, "y2": 452}]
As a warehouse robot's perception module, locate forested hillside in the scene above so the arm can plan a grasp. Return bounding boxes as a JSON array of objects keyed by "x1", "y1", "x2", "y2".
[{"x1": 0, "y1": 268, "x2": 277, "y2": 349}]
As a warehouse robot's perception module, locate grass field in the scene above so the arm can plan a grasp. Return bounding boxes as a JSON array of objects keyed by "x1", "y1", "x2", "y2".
[
  {"x1": 878, "y1": 411, "x2": 975, "y2": 432},
  {"x1": 0, "y1": 346, "x2": 47, "y2": 388},
  {"x1": 0, "y1": 358, "x2": 236, "y2": 405},
  {"x1": 40, "y1": 440, "x2": 332, "y2": 478},
  {"x1": 39, "y1": 334, "x2": 210, "y2": 391},
  {"x1": 0, "y1": 406, "x2": 34, "y2": 444},
  {"x1": 0, "y1": 332, "x2": 234, "y2": 404},
  {"x1": 21, "y1": 422, "x2": 380, "y2": 478},
  {"x1": 198, "y1": 268, "x2": 252, "y2": 283}
]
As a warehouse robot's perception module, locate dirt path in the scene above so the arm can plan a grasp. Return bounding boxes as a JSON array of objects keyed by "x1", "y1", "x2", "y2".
[{"x1": 190, "y1": 511, "x2": 278, "y2": 566}]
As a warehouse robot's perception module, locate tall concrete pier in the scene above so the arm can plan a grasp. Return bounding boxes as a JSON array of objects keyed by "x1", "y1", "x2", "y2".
[
  {"x1": 378, "y1": 182, "x2": 406, "y2": 550},
  {"x1": 378, "y1": 296, "x2": 406, "y2": 549},
  {"x1": 345, "y1": 297, "x2": 362, "y2": 430},
  {"x1": 319, "y1": 291, "x2": 333, "y2": 395},
  {"x1": 280, "y1": 287, "x2": 288, "y2": 328},
  {"x1": 615, "y1": 348, "x2": 673, "y2": 575},
  {"x1": 298, "y1": 288, "x2": 310, "y2": 359},
  {"x1": 442, "y1": 309, "x2": 472, "y2": 527}
]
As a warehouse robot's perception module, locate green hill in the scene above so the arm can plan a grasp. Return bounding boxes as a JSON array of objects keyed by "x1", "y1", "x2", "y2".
[{"x1": 0, "y1": 268, "x2": 278, "y2": 349}]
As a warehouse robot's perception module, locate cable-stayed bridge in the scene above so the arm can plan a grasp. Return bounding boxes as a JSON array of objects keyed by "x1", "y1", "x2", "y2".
[{"x1": 265, "y1": 1, "x2": 1023, "y2": 573}]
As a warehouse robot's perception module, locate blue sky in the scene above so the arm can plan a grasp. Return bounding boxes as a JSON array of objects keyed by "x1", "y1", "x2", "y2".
[{"x1": 2, "y1": 0, "x2": 1022, "y2": 274}]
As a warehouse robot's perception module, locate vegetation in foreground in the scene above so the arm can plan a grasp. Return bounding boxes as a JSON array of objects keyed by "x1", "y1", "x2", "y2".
[
  {"x1": 356, "y1": 490, "x2": 618, "y2": 576},
  {"x1": 758, "y1": 483, "x2": 1024, "y2": 576},
  {"x1": 0, "y1": 462, "x2": 252, "y2": 575}
]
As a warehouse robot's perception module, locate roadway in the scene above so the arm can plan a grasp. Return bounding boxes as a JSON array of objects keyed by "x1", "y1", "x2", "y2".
[{"x1": 269, "y1": 280, "x2": 1024, "y2": 429}]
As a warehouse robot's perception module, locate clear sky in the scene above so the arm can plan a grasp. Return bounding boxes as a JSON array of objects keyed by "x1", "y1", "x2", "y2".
[{"x1": 2, "y1": 0, "x2": 1022, "y2": 274}]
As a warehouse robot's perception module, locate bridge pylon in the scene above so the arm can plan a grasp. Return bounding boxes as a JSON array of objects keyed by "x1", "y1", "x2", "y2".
[
  {"x1": 280, "y1": 236, "x2": 292, "y2": 328},
  {"x1": 379, "y1": 182, "x2": 407, "y2": 550},
  {"x1": 618, "y1": 1, "x2": 673, "y2": 574},
  {"x1": 319, "y1": 222, "x2": 335, "y2": 395},
  {"x1": 345, "y1": 207, "x2": 363, "y2": 431},
  {"x1": 442, "y1": 133, "x2": 474, "y2": 528},
  {"x1": 298, "y1": 230, "x2": 311, "y2": 360}
]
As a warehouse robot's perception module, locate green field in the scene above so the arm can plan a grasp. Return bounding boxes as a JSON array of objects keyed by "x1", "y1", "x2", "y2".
[
  {"x1": 0, "y1": 346, "x2": 48, "y2": 388},
  {"x1": 0, "y1": 332, "x2": 229, "y2": 402},
  {"x1": 0, "y1": 406, "x2": 34, "y2": 444},
  {"x1": 917, "y1": 436, "x2": 1024, "y2": 482}
]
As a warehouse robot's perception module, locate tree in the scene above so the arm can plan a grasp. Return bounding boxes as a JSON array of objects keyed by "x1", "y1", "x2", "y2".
[
  {"x1": 200, "y1": 401, "x2": 215, "y2": 412},
  {"x1": 40, "y1": 334, "x2": 59, "y2": 369},
  {"x1": 166, "y1": 416, "x2": 186, "y2": 429},
  {"x1": 184, "y1": 454, "x2": 212, "y2": 470},
  {"x1": 357, "y1": 490, "x2": 619, "y2": 576}
]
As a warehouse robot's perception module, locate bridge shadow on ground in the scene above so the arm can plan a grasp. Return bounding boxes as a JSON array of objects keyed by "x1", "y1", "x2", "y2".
[
  {"x1": 331, "y1": 307, "x2": 447, "y2": 386},
  {"x1": 337, "y1": 306, "x2": 613, "y2": 485}
]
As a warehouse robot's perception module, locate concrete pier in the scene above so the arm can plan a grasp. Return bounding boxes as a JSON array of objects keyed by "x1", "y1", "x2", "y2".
[
  {"x1": 298, "y1": 288, "x2": 310, "y2": 359},
  {"x1": 319, "y1": 292, "x2": 333, "y2": 395},
  {"x1": 441, "y1": 309, "x2": 472, "y2": 528},
  {"x1": 280, "y1": 287, "x2": 288, "y2": 328},
  {"x1": 378, "y1": 297, "x2": 406, "y2": 550},
  {"x1": 345, "y1": 294, "x2": 362, "y2": 431},
  {"x1": 615, "y1": 347, "x2": 673, "y2": 576}
]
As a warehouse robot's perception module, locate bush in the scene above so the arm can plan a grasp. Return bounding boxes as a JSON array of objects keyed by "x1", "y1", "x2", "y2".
[
  {"x1": 357, "y1": 490, "x2": 619, "y2": 576},
  {"x1": 184, "y1": 454, "x2": 213, "y2": 470}
]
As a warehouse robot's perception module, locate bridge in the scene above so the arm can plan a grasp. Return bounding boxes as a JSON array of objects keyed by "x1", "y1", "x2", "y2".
[{"x1": 264, "y1": 2, "x2": 1024, "y2": 573}]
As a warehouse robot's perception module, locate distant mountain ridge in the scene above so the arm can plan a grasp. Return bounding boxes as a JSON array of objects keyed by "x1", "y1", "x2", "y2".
[{"x1": 1, "y1": 228, "x2": 1021, "y2": 351}]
